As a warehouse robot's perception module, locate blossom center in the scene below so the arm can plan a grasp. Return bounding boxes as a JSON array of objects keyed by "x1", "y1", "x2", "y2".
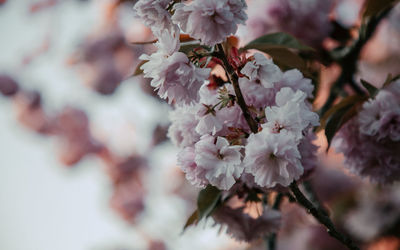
[
  {"x1": 272, "y1": 122, "x2": 284, "y2": 133},
  {"x1": 217, "y1": 149, "x2": 224, "y2": 160}
]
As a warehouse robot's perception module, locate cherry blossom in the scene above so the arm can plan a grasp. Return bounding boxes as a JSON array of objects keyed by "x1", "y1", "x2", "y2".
[
  {"x1": 172, "y1": 0, "x2": 247, "y2": 46},
  {"x1": 240, "y1": 53, "x2": 283, "y2": 88},
  {"x1": 263, "y1": 87, "x2": 319, "y2": 140},
  {"x1": 168, "y1": 104, "x2": 200, "y2": 148},
  {"x1": 243, "y1": 130, "x2": 303, "y2": 188},
  {"x1": 194, "y1": 135, "x2": 243, "y2": 190},
  {"x1": 133, "y1": 0, "x2": 178, "y2": 37},
  {"x1": 140, "y1": 33, "x2": 211, "y2": 104}
]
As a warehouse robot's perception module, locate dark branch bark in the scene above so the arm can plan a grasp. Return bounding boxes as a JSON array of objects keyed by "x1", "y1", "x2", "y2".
[
  {"x1": 320, "y1": 7, "x2": 392, "y2": 116},
  {"x1": 290, "y1": 182, "x2": 359, "y2": 250},
  {"x1": 215, "y1": 44, "x2": 259, "y2": 134}
]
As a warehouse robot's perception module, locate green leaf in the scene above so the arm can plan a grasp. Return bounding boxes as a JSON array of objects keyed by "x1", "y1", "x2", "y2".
[
  {"x1": 218, "y1": 86, "x2": 235, "y2": 109},
  {"x1": 133, "y1": 60, "x2": 148, "y2": 76},
  {"x1": 179, "y1": 43, "x2": 201, "y2": 54},
  {"x1": 325, "y1": 106, "x2": 351, "y2": 151},
  {"x1": 197, "y1": 185, "x2": 221, "y2": 220},
  {"x1": 179, "y1": 43, "x2": 210, "y2": 55},
  {"x1": 360, "y1": 79, "x2": 378, "y2": 97},
  {"x1": 318, "y1": 95, "x2": 367, "y2": 150},
  {"x1": 325, "y1": 103, "x2": 365, "y2": 150},
  {"x1": 182, "y1": 210, "x2": 199, "y2": 232},
  {"x1": 263, "y1": 48, "x2": 307, "y2": 72},
  {"x1": 243, "y1": 32, "x2": 314, "y2": 51},
  {"x1": 362, "y1": 0, "x2": 398, "y2": 20}
]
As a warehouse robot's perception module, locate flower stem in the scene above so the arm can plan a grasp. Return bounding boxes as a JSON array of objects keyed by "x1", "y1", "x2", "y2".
[
  {"x1": 215, "y1": 44, "x2": 259, "y2": 133},
  {"x1": 289, "y1": 182, "x2": 359, "y2": 250}
]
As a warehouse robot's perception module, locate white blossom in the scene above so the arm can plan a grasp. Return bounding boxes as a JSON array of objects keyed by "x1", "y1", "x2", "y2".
[
  {"x1": 195, "y1": 135, "x2": 243, "y2": 190},
  {"x1": 172, "y1": 0, "x2": 247, "y2": 46},
  {"x1": 244, "y1": 130, "x2": 303, "y2": 188},
  {"x1": 168, "y1": 104, "x2": 200, "y2": 148},
  {"x1": 140, "y1": 32, "x2": 211, "y2": 104},
  {"x1": 274, "y1": 69, "x2": 314, "y2": 98},
  {"x1": 263, "y1": 87, "x2": 319, "y2": 140},
  {"x1": 177, "y1": 147, "x2": 208, "y2": 188},
  {"x1": 240, "y1": 53, "x2": 283, "y2": 88},
  {"x1": 358, "y1": 90, "x2": 400, "y2": 141},
  {"x1": 133, "y1": 0, "x2": 178, "y2": 37}
]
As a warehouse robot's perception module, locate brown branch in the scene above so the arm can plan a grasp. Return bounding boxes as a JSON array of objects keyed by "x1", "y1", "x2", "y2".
[
  {"x1": 290, "y1": 182, "x2": 359, "y2": 250},
  {"x1": 215, "y1": 44, "x2": 258, "y2": 133},
  {"x1": 320, "y1": 7, "x2": 393, "y2": 116}
]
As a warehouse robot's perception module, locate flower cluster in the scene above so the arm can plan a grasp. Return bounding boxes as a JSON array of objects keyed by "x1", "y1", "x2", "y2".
[
  {"x1": 135, "y1": 0, "x2": 319, "y2": 192},
  {"x1": 134, "y1": 0, "x2": 320, "y2": 242},
  {"x1": 333, "y1": 80, "x2": 400, "y2": 184},
  {"x1": 170, "y1": 53, "x2": 319, "y2": 191}
]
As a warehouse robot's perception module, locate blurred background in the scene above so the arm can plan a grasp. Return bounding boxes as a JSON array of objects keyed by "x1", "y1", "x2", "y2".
[
  {"x1": 0, "y1": 1, "x2": 237, "y2": 249},
  {"x1": 1, "y1": 0, "x2": 399, "y2": 250}
]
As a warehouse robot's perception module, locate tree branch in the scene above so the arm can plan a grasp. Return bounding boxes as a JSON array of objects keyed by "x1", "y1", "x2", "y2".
[
  {"x1": 215, "y1": 44, "x2": 259, "y2": 134},
  {"x1": 290, "y1": 182, "x2": 359, "y2": 250},
  {"x1": 215, "y1": 42, "x2": 360, "y2": 250},
  {"x1": 320, "y1": 7, "x2": 392, "y2": 116}
]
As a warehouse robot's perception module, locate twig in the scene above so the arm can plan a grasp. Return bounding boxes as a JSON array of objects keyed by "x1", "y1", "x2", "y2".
[
  {"x1": 215, "y1": 44, "x2": 259, "y2": 133},
  {"x1": 290, "y1": 182, "x2": 359, "y2": 250},
  {"x1": 303, "y1": 180, "x2": 329, "y2": 216},
  {"x1": 319, "y1": 7, "x2": 392, "y2": 116}
]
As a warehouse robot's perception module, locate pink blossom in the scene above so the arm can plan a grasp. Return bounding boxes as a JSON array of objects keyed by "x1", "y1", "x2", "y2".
[
  {"x1": 168, "y1": 104, "x2": 200, "y2": 148},
  {"x1": 298, "y1": 130, "x2": 319, "y2": 178},
  {"x1": 239, "y1": 76, "x2": 276, "y2": 108},
  {"x1": 172, "y1": 0, "x2": 247, "y2": 46},
  {"x1": 243, "y1": 0, "x2": 333, "y2": 47},
  {"x1": 177, "y1": 147, "x2": 208, "y2": 188},
  {"x1": 195, "y1": 84, "x2": 247, "y2": 135},
  {"x1": 133, "y1": 0, "x2": 177, "y2": 37},
  {"x1": 263, "y1": 87, "x2": 319, "y2": 140},
  {"x1": 358, "y1": 90, "x2": 400, "y2": 142},
  {"x1": 274, "y1": 69, "x2": 314, "y2": 98},
  {"x1": 194, "y1": 135, "x2": 243, "y2": 190},
  {"x1": 243, "y1": 130, "x2": 303, "y2": 188},
  {"x1": 140, "y1": 35, "x2": 211, "y2": 104},
  {"x1": 332, "y1": 117, "x2": 400, "y2": 184},
  {"x1": 240, "y1": 53, "x2": 283, "y2": 88},
  {"x1": 195, "y1": 85, "x2": 225, "y2": 135}
]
